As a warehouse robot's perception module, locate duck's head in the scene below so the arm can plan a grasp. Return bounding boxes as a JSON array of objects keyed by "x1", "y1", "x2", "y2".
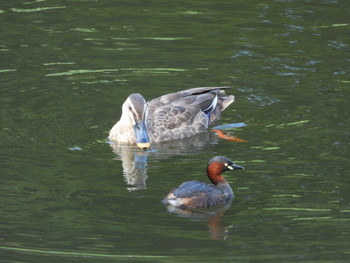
[
  {"x1": 207, "y1": 156, "x2": 244, "y2": 184},
  {"x1": 122, "y1": 93, "x2": 150, "y2": 150}
]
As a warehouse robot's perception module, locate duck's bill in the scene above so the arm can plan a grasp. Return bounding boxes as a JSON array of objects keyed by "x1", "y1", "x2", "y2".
[
  {"x1": 134, "y1": 121, "x2": 150, "y2": 149},
  {"x1": 136, "y1": 142, "x2": 150, "y2": 149}
]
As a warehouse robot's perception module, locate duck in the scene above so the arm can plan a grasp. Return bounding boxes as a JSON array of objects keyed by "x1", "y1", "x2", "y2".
[
  {"x1": 162, "y1": 156, "x2": 244, "y2": 209},
  {"x1": 109, "y1": 87, "x2": 235, "y2": 149}
]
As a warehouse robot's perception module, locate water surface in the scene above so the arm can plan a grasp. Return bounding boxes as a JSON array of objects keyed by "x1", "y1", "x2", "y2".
[{"x1": 1, "y1": 0, "x2": 349, "y2": 262}]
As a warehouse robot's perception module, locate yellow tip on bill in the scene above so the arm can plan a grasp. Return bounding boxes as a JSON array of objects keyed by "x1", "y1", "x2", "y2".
[{"x1": 136, "y1": 142, "x2": 151, "y2": 150}]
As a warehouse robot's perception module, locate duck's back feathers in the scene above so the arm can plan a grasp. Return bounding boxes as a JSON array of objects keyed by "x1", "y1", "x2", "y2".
[
  {"x1": 149, "y1": 87, "x2": 232, "y2": 111},
  {"x1": 147, "y1": 87, "x2": 234, "y2": 142}
]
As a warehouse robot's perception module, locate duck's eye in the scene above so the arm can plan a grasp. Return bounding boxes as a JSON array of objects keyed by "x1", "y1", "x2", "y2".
[{"x1": 224, "y1": 163, "x2": 228, "y2": 166}]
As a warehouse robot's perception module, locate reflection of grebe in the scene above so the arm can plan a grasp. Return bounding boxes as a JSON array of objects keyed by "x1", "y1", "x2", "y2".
[
  {"x1": 109, "y1": 87, "x2": 235, "y2": 149},
  {"x1": 162, "y1": 156, "x2": 244, "y2": 209},
  {"x1": 164, "y1": 202, "x2": 233, "y2": 240}
]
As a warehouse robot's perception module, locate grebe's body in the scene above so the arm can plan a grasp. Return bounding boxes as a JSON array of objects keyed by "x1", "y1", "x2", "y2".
[{"x1": 162, "y1": 156, "x2": 244, "y2": 209}]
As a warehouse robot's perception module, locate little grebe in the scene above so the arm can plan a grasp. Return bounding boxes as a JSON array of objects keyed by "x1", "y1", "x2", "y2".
[{"x1": 162, "y1": 156, "x2": 244, "y2": 209}]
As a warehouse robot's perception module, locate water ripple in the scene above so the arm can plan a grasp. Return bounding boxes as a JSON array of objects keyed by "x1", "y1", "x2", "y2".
[
  {"x1": 0, "y1": 69, "x2": 17, "y2": 73},
  {"x1": 45, "y1": 68, "x2": 189, "y2": 77},
  {"x1": 112, "y1": 37, "x2": 192, "y2": 41},
  {"x1": 11, "y1": 6, "x2": 66, "y2": 12}
]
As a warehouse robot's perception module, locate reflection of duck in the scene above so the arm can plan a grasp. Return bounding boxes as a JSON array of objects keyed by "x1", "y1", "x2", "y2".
[
  {"x1": 162, "y1": 156, "x2": 244, "y2": 209},
  {"x1": 110, "y1": 132, "x2": 219, "y2": 190},
  {"x1": 112, "y1": 145, "x2": 149, "y2": 191},
  {"x1": 109, "y1": 87, "x2": 235, "y2": 149}
]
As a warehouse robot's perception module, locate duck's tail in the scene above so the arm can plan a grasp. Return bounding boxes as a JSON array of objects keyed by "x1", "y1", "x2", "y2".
[
  {"x1": 220, "y1": 95, "x2": 235, "y2": 111},
  {"x1": 209, "y1": 92, "x2": 235, "y2": 125}
]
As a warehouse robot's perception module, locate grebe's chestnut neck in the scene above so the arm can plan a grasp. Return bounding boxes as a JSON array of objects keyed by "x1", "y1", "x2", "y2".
[{"x1": 207, "y1": 156, "x2": 244, "y2": 185}]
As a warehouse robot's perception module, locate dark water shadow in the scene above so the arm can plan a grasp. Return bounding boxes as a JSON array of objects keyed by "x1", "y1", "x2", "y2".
[
  {"x1": 109, "y1": 131, "x2": 219, "y2": 190},
  {"x1": 165, "y1": 202, "x2": 232, "y2": 240}
]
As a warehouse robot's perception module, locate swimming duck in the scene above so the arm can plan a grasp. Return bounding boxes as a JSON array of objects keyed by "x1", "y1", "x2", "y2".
[
  {"x1": 162, "y1": 156, "x2": 244, "y2": 209},
  {"x1": 109, "y1": 87, "x2": 235, "y2": 149}
]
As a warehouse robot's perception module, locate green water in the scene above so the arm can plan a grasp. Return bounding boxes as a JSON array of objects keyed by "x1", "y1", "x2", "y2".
[{"x1": 1, "y1": 0, "x2": 349, "y2": 262}]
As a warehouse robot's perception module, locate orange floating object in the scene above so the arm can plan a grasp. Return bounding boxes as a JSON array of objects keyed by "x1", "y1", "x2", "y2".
[{"x1": 212, "y1": 129, "x2": 247, "y2": 143}]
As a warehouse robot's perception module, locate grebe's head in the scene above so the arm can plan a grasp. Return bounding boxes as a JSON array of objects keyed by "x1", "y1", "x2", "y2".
[
  {"x1": 122, "y1": 94, "x2": 150, "y2": 150},
  {"x1": 208, "y1": 156, "x2": 244, "y2": 171},
  {"x1": 207, "y1": 156, "x2": 244, "y2": 184}
]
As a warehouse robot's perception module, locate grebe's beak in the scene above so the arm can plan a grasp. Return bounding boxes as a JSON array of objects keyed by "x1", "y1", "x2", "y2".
[
  {"x1": 134, "y1": 120, "x2": 150, "y2": 150},
  {"x1": 228, "y1": 164, "x2": 244, "y2": 170}
]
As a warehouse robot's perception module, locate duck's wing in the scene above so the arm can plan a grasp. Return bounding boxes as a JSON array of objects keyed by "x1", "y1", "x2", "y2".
[
  {"x1": 159, "y1": 87, "x2": 235, "y2": 123},
  {"x1": 148, "y1": 87, "x2": 232, "y2": 109},
  {"x1": 146, "y1": 87, "x2": 235, "y2": 142},
  {"x1": 147, "y1": 102, "x2": 208, "y2": 141}
]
